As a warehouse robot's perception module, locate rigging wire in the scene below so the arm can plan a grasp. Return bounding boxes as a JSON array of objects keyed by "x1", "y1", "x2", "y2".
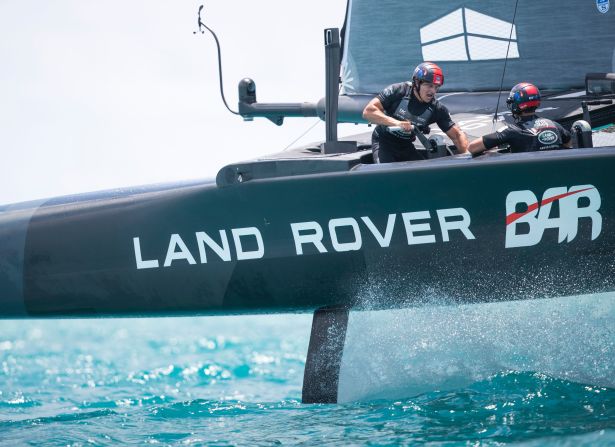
[
  {"x1": 282, "y1": 120, "x2": 323, "y2": 151},
  {"x1": 195, "y1": 4, "x2": 239, "y2": 115},
  {"x1": 493, "y1": 0, "x2": 520, "y2": 126},
  {"x1": 282, "y1": 83, "x2": 345, "y2": 151}
]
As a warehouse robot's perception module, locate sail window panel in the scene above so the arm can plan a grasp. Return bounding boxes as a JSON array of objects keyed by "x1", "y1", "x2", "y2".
[
  {"x1": 467, "y1": 36, "x2": 519, "y2": 61},
  {"x1": 421, "y1": 37, "x2": 468, "y2": 62},
  {"x1": 420, "y1": 8, "x2": 464, "y2": 44},
  {"x1": 343, "y1": 0, "x2": 615, "y2": 93},
  {"x1": 465, "y1": 8, "x2": 517, "y2": 40}
]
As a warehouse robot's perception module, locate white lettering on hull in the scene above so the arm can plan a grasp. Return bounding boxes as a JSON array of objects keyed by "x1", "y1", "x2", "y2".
[
  {"x1": 361, "y1": 214, "x2": 396, "y2": 248},
  {"x1": 329, "y1": 218, "x2": 362, "y2": 252},
  {"x1": 196, "y1": 230, "x2": 231, "y2": 263},
  {"x1": 232, "y1": 227, "x2": 265, "y2": 260},
  {"x1": 164, "y1": 234, "x2": 197, "y2": 267},
  {"x1": 133, "y1": 185, "x2": 602, "y2": 270},
  {"x1": 133, "y1": 237, "x2": 159, "y2": 269},
  {"x1": 402, "y1": 211, "x2": 436, "y2": 245},
  {"x1": 134, "y1": 226, "x2": 265, "y2": 270},
  {"x1": 437, "y1": 208, "x2": 476, "y2": 242},
  {"x1": 291, "y1": 208, "x2": 474, "y2": 255},
  {"x1": 505, "y1": 185, "x2": 602, "y2": 248},
  {"x1": 290, "y1": 222, "x2": 328, "y2": 255}
]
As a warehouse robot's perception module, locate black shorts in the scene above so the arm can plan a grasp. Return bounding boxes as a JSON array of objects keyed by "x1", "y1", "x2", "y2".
[{"x1": 371, "y1": 132, "x2": 424, "y2": 163}]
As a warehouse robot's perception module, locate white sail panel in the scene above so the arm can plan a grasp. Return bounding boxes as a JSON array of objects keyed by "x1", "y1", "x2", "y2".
[
  {"x1": 467, "y1": 36, "x2": 519, "y2": 61},
  {"x1": 420, "y1": 8, "x2": 464, "y2": 44},
  {"x1": 465, "y1": 8, "x2": 517, "y2": 40},
  {"x1": 422, "y1": 36, "x2": 468, "y2": 62}
]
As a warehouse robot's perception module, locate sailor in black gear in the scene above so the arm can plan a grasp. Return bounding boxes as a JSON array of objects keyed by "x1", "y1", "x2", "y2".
[
  {"x1": 469, "y1": 83, "x2": 572, "y2": 155},
  {"x1": 362, "y1": 62, "x2": 469, "y2": 163}
]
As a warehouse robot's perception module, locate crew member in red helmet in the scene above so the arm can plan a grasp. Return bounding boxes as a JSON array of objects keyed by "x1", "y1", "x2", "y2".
[
  {"x1": 362, "y1": 62, "x2": 469, "y2": 163},
  {"x1": 469, "y1": 82, "x2": 572, "y2": 155}
]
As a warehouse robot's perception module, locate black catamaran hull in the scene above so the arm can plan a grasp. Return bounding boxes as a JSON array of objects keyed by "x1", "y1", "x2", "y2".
[{"x1": 1, "y1": 148, "x2": 614, "y2": 318}]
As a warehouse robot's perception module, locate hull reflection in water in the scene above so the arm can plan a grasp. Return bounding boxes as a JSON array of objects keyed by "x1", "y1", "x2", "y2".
[{"x1": 338, "y1": 292, "x2": 615, "y2": 403}]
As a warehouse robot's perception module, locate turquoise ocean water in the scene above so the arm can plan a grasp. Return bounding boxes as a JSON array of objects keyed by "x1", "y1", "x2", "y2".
[{"x1": 1, "y1": 299, "x2": 614, "y2": 446}]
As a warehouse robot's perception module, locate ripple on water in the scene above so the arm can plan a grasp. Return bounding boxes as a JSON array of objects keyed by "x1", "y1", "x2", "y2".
[
  {"x1": 0, "y1": 392, "x2": 41, "y2": 408},
  {"x1": 0, "y1": 313, "x2": 613, "y2": 445},
  {"x1": 1, "y1": 408, "x2": 117, "y2": 429}
]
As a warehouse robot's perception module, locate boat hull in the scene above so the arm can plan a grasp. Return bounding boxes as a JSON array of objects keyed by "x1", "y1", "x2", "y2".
[{"x1": 2, "y1": 149, "x2": 615, "y2": 317}]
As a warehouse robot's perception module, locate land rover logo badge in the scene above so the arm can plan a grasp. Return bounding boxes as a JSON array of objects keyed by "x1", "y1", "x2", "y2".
[
  {"x1": 597, "y1": 0, "x2": 609, "y2": 13},
  {"x1": 538, "y1": 130, "x2": 558, "y2": 145}
]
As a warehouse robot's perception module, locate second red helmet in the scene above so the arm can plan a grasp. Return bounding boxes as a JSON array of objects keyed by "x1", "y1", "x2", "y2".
[{"x1": 506, "y1": 82, "x2": 541, "y2": 115}]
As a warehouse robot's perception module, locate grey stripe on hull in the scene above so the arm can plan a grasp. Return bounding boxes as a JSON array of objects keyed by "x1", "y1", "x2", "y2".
[{"x1": 0, "y1": 200, "x2": 45, "y2": 317}]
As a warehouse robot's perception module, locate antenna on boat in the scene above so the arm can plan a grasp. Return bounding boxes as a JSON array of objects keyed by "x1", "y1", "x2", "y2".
[
  {"x1": 194, "y1": 4, "x2": 320, "y2": 127},
  {"x1": 194, "y1": 4, "x2": 239, "y2": 115},
  {"x1": 493, "y1": 0, "x2": 520, "y2": 126},
  {"x1": 194, "y1": 7, "x2": 357, "y2": 153}
]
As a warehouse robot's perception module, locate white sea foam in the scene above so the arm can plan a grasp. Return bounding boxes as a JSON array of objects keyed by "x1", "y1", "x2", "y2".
[{"x1": 338, "y1": 292, "x2": 615, "y2": 402}]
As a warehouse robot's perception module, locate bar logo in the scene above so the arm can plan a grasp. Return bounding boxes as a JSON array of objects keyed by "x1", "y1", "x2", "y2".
[{"x1": 505, "y1": 185, "x2": 602, "y2": 248}]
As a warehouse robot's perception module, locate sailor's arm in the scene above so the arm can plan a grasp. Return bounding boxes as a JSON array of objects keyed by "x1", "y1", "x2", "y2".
[
  {"x1": 468, "y1": 136, "x2": 488, "y2": 155},
  {"x1": 446, "y1": 124, "x2": 469, "y2": 154},
  {"x1": 469, "y1": 130, "x2": 505, "y2": 155},
  {"x1": 362, "y1": 97, "x2": 413, "y2": 132}
]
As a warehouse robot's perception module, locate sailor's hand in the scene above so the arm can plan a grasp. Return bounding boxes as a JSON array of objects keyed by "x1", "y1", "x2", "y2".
[
  {"x1": 388, "y1": 121, "x2": 413, "y2": 133},
  {"x1": 397, "y1": 121, "x2": 413, "y2": 132}
]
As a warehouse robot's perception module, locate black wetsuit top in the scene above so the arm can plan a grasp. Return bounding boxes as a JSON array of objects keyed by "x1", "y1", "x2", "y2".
[
  {"x1": 482, "y1": 115, "x2": 571, "y2": 152},
  {"x1": 372, "y1": 82, "x2": 455, "y2": 163}
]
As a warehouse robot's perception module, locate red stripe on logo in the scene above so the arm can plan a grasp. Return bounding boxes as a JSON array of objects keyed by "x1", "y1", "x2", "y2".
[{"x1": 505, "y1": 187, "x2": 593, "y2": 226}]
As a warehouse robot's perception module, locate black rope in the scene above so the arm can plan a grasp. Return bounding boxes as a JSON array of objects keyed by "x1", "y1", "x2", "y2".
[
  {"x1": 195, "y1": 4, "x2": 239, "y2": 115},
  {"x1": 493, "y1": 0, "x2": 520, "y2": 123}
]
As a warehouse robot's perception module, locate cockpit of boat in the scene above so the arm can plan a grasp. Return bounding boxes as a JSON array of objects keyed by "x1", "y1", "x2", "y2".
[
  {"x1": 202, "y1": 0, "x2": 615, "y2": 188},
  {"x1": 217, "y1": 83, "x2": 615, "y2": 187}
]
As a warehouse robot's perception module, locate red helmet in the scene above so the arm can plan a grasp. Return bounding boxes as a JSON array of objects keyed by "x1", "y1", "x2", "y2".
[
  {"x1": 412, "y1": 62, "x2": 444, "y2": 88},
  {"x1": 506, "y1": 82, "x2": 541, "y2": 115}
]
